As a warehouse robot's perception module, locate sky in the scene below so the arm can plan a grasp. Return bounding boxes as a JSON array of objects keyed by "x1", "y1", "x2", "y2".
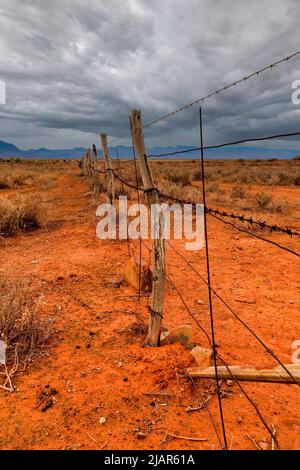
[{"x1": 0, "y1": 0, "x2": 300, "y2": 150}]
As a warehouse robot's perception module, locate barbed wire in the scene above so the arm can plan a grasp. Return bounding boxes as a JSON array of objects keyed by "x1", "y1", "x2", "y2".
[
  {"x1": 109, "y1": 168, "x2": 300, "y2": 246},
  {"x1": 147, "y1": 131, "x2": 300, "y2": 159},
  {"x1": 143, "y1": 50, "x2": 300, "y2": 128},
  {"x1": 111, "y1": 168, "x2": 144, "y2": 191},
  {"x1": 205, "y1": 207, "x2": 300, "y2": 238},
  {"x1": 208, "y1": 211, "x2": 300, "y2": 259}
]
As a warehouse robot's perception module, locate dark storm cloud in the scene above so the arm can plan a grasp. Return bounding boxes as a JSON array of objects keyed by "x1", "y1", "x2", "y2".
[{"x1": 0, "y1": 0, "x2": 300, "y2": 149}]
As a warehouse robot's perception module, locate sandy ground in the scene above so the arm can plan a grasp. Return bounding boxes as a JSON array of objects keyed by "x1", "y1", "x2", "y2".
[{"x1": 0, "y1": 168, "x2": 299, "y2": 450}]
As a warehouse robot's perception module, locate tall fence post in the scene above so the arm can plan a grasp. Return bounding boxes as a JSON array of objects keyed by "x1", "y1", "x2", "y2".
[
  {"x1": 92, "y1": 144, "x2": 101, "y2": 193},
  {"x1": 130, "y1": 109, "x2": 166, "y2": 346},
  {"x1": 100, "y1": 134, "x2": 114, "y2": 205}
]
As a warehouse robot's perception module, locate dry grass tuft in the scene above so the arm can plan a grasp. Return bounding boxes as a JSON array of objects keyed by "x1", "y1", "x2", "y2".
[
  {"x1": 230, "y1": 184, "x2": 249, "y2": 200},
  {"x1": 0, "y1": 170, "x2": 34, "y2": 189},
  {"x1": 36, "y1": 175, "x2": 57, "y2": 190},
  {"x1": 165, "y1": 169, "x2": 191, "y2": 186},
  {"x1": 0, "y1": 275, "x2": 52, "y2": 391},
  {"x1": 0, "y1": 276, "x2": 51, "y2": 361},
  {"x1": 0, "y1": 195, "x2": 43, "y2": 237}
]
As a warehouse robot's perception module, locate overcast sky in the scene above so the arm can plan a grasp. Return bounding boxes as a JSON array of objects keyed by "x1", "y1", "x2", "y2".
[{"x1": 0, "y1": 0, "x2": 300, "y2": 149}]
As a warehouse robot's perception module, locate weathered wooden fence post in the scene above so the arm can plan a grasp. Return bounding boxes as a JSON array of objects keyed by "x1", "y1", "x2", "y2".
[
  {"x1": 130, "y1": 109, "x2": 166, "y2": 346},
  {"x1": 83, "y1": 149, "x2": 88, "y2": 175},
  {"x1": 100, "y1": 134, "x2": 114, "y2": 205},
  {"x1": 86, "y1": 148, "x2": 92, "y2": 178},
  {"x1": 92, "y1": 144, "x2": 101, "y2": 193}
]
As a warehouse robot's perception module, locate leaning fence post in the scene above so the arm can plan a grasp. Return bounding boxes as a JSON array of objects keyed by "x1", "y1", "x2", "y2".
[
  {"x1": 92, "y1": 144, "x2": 101, "y2": 193},
  {"x1": 130, "y1": 109, "x2": 166, "y2": 346},
  {"x1": 100, "y1": 134, "x2": 114, "y2": 205}
]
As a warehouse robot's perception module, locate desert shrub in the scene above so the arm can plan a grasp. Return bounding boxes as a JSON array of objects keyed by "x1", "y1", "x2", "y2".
[
  {"x1": 159, "y1": 180, "x2": 198, "y2": 203},
  {"x1": 192, "y1": 169, "x2": 202, "y2": 180},
  {"x1": 0, "y1": 276, "x2": 51, "y2": 361},
  {"x1": 294, "y1": 176, "x2": 300, "y2": 186},
  {"x1": 192, "y1": 169, "x2": 215, "y2": 182},
  {"x1": 166, "y1": 170, "x2": 191, "y2": 186},
  {"x1": 206, "y1": 182, "x2": 221, "y2": 193},
  {"x1": 277, "y1": 172, "x2": 293, "y2": 185},
  {"x1": 259, "y1": 172, "x2": 271, "y2": 183},
  {"x1": 252, "y1": 192, "x2": 288, "y2": 214},
  {"x1": 253, "y1": 192, "x2": 273, "y2": 211},
  {"x1": 239, "y1": 173, "x2": 254, "y2": 184},
  {"x1": 0, "y1": 195, "x2": 43, "y2": 237},
  {"x1": 0, "y1": 180, "x2": 10, "y2": 189},
  {"x1": 0, "y1": 275, "x2": 52, "y2": 391},
  {"x1": 0, "y1": 170, "x2": 34, "y2": 189},
  {"x1": 230, "y1": 184, "x2": 248, "y2": 199}
]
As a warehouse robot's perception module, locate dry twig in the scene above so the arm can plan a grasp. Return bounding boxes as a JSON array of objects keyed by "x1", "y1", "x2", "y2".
[{"x1": 161, "y1": 432, "x2": 208, "y2": 444}]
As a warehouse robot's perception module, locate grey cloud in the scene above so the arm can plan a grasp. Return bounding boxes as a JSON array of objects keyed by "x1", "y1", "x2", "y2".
[{"x1": 0, "y1": 0, "x2": 300, "y2": 149}]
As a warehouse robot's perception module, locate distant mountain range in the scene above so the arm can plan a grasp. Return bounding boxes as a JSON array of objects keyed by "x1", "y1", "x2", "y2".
[{"x1": 0, "y1": 139, "x2": 300, "y2": 160}]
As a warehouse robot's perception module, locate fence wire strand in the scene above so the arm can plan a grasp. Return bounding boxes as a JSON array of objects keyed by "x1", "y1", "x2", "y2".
[
  {"x1": 147, "y1": 130, "x2": 300, "y2": 159},
  {"x1": 144, "y1": 51, "x2": 300, "y2": 128},
  {"x1": 199, "y1": 107, "x2": 228, "y2": 449},
  {"x1": 166, "y1": 240, "x2": 300, "y2": 387}
]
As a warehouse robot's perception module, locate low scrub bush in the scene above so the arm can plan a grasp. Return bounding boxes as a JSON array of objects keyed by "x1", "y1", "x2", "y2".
[{"x1": 0, "y1": 195, "x2": 43, "y2": 237}]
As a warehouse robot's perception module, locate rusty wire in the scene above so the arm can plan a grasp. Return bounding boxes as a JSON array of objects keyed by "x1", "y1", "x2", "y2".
[{"x1": 143, "y1": 51, "x2": 300, "y2": 128}]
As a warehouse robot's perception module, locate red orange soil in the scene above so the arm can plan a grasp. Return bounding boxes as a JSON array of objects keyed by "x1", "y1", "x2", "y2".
[{"x1": 0, "y1": 170, "x2": 299, "y2": 450}]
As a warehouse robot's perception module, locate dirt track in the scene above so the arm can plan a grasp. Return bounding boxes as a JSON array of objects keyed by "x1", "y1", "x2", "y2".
[{"x1": 0, "y1": 168, "x2": 299, "y2": 450}]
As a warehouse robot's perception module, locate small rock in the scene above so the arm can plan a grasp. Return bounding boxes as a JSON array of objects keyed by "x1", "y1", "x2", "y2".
[
  {"x1": 237, "y1": 416, "x2": 242, "y2": 424},
  {"x1": 190, "y1": 346, "x2": 213, "y2": 367},
  {"x1": 160, "y1": 324, "x2": 195, "y2": 349},
  {"x1": 259, "y1": 439, "x2": 268, "y2": 451},
  {"x1": 136, "y1": 432, "x2": 147, "y2": 440},
  {"x1": 197, "y1": 299, "x2": 204, "y2": 305},
  {"x1": 124, "y1": 256, "x2": 152, "y2": 292},
  {"x1": 99, "y1": 417, "x2": 106, "y2": 425}
]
